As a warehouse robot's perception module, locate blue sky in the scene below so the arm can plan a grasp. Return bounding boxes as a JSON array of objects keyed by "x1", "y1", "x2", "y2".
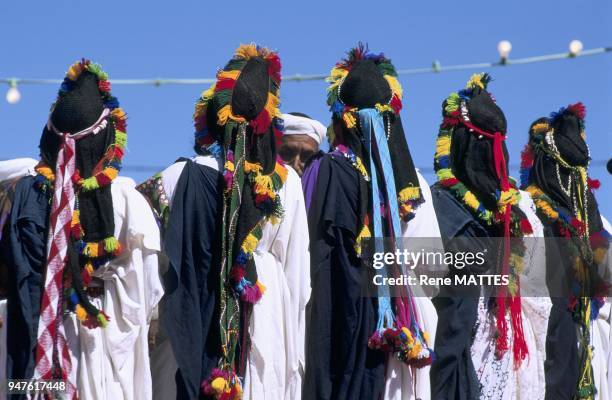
[{"x1": 1, "y1": 0, "x2": 610, "y2": 215}]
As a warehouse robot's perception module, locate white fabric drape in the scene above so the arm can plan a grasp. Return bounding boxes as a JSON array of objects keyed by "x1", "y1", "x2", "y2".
[
  {"x1": 384, "y1": 171, "x2": 441, "y2": 400},
  {"x1": 65, "y1": 177, "x2": 163, "y2": 400}
]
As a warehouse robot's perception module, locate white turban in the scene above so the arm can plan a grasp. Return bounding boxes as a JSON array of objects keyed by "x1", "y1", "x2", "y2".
[
  {"x1": 282, "y1": 113, "x2": 326, "y2": 145},
  {"x1": 0, "y1": 158, "x2": 38, "y2": 182}
]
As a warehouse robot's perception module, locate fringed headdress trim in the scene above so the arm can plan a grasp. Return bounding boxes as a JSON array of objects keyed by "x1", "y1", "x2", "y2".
[{"x1": 34, "y1": 59, "x2": 127, "y2": 329}]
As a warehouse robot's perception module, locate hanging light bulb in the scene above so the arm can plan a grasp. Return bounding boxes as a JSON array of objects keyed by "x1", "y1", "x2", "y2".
[
  {"x1": 569, "y1": 40, "x2": 583, "y2": 56},
  {"x1": 6, "y1": 79, "x2": 21, "y2": 104},
  {"x1": 497, "y1": 40, "x2": 512, "y2": 64}
]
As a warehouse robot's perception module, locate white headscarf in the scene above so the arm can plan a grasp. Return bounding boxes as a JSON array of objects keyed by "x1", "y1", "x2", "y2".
[{"x1": 282, "y1": 113, "x2": 326, "y2": 145}]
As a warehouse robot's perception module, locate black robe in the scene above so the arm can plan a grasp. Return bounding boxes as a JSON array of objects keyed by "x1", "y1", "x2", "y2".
[
  {"x1": 156, "y1": 159, "x2": 223, "y2": 400},
  {"x1": 302, "y1": 153, "x2": 385, "y2": 400},
  {"x1": 429, "y1": 183, "x2": 495, "y2": 400},
  {"x1": 0, "y1": 176, "x2": 49, "y2": 385}
]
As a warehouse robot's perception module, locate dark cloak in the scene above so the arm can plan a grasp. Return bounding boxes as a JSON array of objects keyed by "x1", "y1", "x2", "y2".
[
  {"x1": 157, "y1": 159, "x2": 223, "y2": 400},
  {"x1": 302, "y1": 152, "x2": 385, "y2": 400}
]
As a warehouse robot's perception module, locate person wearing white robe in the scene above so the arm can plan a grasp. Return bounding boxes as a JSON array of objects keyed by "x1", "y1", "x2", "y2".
[
  {"x1": 148, "y1": 155, "x2": 310, "y2": 400},
  {"x1": 64, "y1": 176, "x2": 164, "y2": 400}
]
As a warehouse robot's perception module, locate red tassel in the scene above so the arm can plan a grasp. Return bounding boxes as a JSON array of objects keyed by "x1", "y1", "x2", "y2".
[
  {"x1": 98, "y1": 80, "x2": 111, "y2": 93},
  {"x1": 96, "y1": 172, "x2": 112, "y2": 187},
  {"x1": 114, "y1": 117, "x2": 126, "y2": 132},
  {"x1": 250, "y1": 110, "x2": 271, "y2": 135},
  {"x1": 389, "y1": 95, "x2": 402, "y2": 114},
  {"x1": 495, "y1": 296, "x2": 509, "y2": 358},
  {"x1": 571, "y1": 218, "x2": 585, "y2": 235},
  {"x1": 566, "y1": 102, "x2": 586, "y2": 120},
  {"x1": 266, "y1": 53, "x2": 282, "y2": 83},
  {"x1": 240, "y1": 283, "x2": 263, "y2": 303},
  {"x1": 215, "y1": 78, "x2": 236, "y2": 92},
  {"x1": 520, "y1": 144, "x2": 534, "y2": 168},
  {"x1": 440, "y1": 178, "x2": 460, "y2": 187},
  {"x1": 230, "y1": 265, "x2": 246, "y2": 281},
  {"x1": 510, "y1": 295, "x2": 528, "y2": 367},
  {"x1": 112, "y1": 147, "x2": 124, "y2": 160},
  {"x1": 82, "y1": 269, "x2": 92, "y2": 286}
]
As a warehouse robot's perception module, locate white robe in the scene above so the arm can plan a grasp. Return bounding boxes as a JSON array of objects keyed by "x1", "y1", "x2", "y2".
[
  {"x1": 64, "y1": 177, "x2": 163, "y2": 400},
  {"x1": 384, "y1": 170, "x2": 441, "y2": 400},
  {"x1": 152, "y1": 155, "x2": 311, "y2": 400},
  {"x1": 593, "y1": 215, "x2": 611, "y2": 400},
  {"x1": 469, "y1": 190, "x2": 551, "y2": 399}
]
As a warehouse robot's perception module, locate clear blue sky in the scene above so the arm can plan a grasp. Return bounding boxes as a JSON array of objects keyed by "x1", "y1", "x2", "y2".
[{"x1": 1, "y1": 0, "x2": 610, "y2": 215}]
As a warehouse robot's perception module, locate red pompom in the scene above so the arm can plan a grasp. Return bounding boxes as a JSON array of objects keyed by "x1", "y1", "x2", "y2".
[
  {"x1": 389, "y1": 95, "x2": 402, "y2": 114},
  {"x1": 215, "y1": 78, "x2": 236, "y2": 92},
  {"x1": 266, "y1": 53, "x2": 282, "y2": 83},
  {"x1": 98, "y1": 80, "x2": 111, "y2": 93},
  {"x1": 520, "y1": 145, "x2": 534, "y2": 168},
  {"x1": 230, "y1": 265, "x2": 246, "y2": 281},
  {"x1": 588, "y1": 177, "x2": 601, "y2": 190},
  {"x1": 250, "y1": 110, "x2": 272, "y2": 135},
  {"x1": 566, "y1": 102, "x2": 586, "y2": 120}
]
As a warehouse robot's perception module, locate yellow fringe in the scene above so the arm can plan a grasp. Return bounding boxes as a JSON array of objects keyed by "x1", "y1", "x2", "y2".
[
  {"x1": 326, "y1": 67, "x2": 349, "y2": 86},
  {"x1": 466, "y1": 73, "x2": 485, "y2": 90},
  {"x1": 244, "y1": 161, "x2": 261, "y2": 174},
  {"x1": 111, "y1": 107, "x2": 126, "y2": 121},
  {"x1": 463, "y1": 192, "x2": 480, "y2": 210},
  {"x1": 217, "y1": 104, "x2": 246, "y2": 125},
  {"x1": 375, "y1": 103, "x2": 395, "y2": 114},
  {"x1": 398, "y1": 186, "x2": 420, "y2": 202},
  {"x1": 71, "y1": 210, "x2": 80, "y2": 228},
  {"x1": 275, "y1": 162, "x2": 288, "y2": 182},
  {"x1": 67, "y1": 61, "x2": 83, "y2": 81},
  {"x1": 242, "y1": 233, "x2": 259, "y2": 254},
  {"x1": 104, "y1": 167, "x2": 119, "y2": 181},
  {"x1": 531, "y1": 122, "x2": 550, "y2": 134},
  {"x1": 435, "y1": 136, "x2": 451, "y2": 158},
  {"x1": 264, "y1": 93, "x2": 281, "y2": 119},
  {"x1": 84, "y1": 243, "x2": 99, "y2": 258},
  {"x1": 256, "y1": 280, "x2": 267, "y2": 295},
  {"x1": 355, "y1": 223, "x2": 372, "y2": 256},
  {"x1": 343, "y1": 111, "x2": 356, "y2": 128},
  {"x1": 75, "y1": 304, "x2": 87, "y2": 321},
  {"x1": 235, "y1": 43, "x2": 260, "y2": 59},
  {"x1": 384, "y1": 75, "x2": 403, "y2": 99},
  {"x1": 436, "y1": 168, "x2": 454, "y2": 181},
  {"x1": 225, "y1": 160, "x2": 235, "y2": 173},
  {"x1": 408, "y1": 341, "x2": 422, "y2": 359},
  {"x1": 85, "y1": 262, "x2": 94, "y2": 275}
]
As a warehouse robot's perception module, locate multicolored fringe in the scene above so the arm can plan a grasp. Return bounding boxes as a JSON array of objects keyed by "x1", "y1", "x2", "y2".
[
  {"x1": 434, "y1": 73, "x2": 532, "y2": 365},
  {"x1": 34, "y1": 59, "x2": 127, "y2": 329},
  {"x1": 193, "y1": 44, "x2": 283, "y2": 154},
  {"x1": 201, "y1": 368, "x2": 243, "y2": 400}
]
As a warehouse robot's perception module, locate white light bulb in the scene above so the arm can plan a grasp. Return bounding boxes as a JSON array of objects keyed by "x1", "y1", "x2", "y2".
[
  {"x1": 6, "y1": 84, "x2": 21, "y2": 104},
  {"x1": 569, "y1": 40, "x2": 583, "y2": 56},
  {"x1": 497, "y1": 40, "x2": 512, "y2": 59}
]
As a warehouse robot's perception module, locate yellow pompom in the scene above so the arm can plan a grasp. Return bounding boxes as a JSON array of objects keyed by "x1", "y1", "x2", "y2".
[
  {"x1": 384, "y1": 75, "x2": 403, "y2": 99},
  {"x1": 256, "y1": 280, "x2": 267, "y2": 295},
  {"x1": 211, "y1": 377, "x2": 227, "y2": 394},
  {"x1": 398, "y1": 187, "x2": 420, "y2": 202},
  {"x1": 275, "y1": 162, "x2": 288, "y2": 182},
  {"x1": 463, "y1": 192, "x2": 480, "y2": 210},
  {"x1": 242, "y1": 233, "x2": 259, "y2": 254},
  {"x1": 104, "y1": 167, "x2": 119, "y2": 181},
  {"x1": 531, "y1": 122, "x2": 550, "y2": 134},
  {"x1": 67, "y1": 62, "x2": 83, "y2": 81},
  {"x1": 435, "y1": 136, "x2": 451, "y2": 158},
  {"x1": 343, "y1": 112, "x2": 356, "y2": 129},
  {"x1": 235, "y1": 44, "x2": 259, "y2": 59},
  {"x1": 466, "y1": 73, "x2": 485, "y2": 90},
  {"x1": 75, "y1": 304, "x2": 87, "y2": 321},
  {"x1": 244, "y1": 161, "x2": 262, "y2": 174}
]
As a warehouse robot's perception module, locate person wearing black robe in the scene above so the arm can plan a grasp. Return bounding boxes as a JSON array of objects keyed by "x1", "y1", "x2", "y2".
[
  {"x1": 429, "y1": 73, "x2": 548, "y2": 400},
  {"x1": 303, "y1": 44, "x2": 439, "y2": 400},
  {"x1": 520, "y1": 104, "x2": 611, "y2": 400}
]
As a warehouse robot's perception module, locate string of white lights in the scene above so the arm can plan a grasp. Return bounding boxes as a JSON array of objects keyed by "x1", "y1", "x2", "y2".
[{"x1": 2, "y1": 41, "x2": 611, "y2": 104}]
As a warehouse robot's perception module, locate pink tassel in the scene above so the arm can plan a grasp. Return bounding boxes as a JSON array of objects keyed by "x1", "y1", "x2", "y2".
[{"x1": 240, "y1": 283, "x2": 263, "y2": 303}]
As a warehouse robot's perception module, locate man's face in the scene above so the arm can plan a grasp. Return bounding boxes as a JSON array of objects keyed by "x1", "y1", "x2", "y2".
[{"x1": 278, "y1": 134, "x2": 319, "y2": 176}]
